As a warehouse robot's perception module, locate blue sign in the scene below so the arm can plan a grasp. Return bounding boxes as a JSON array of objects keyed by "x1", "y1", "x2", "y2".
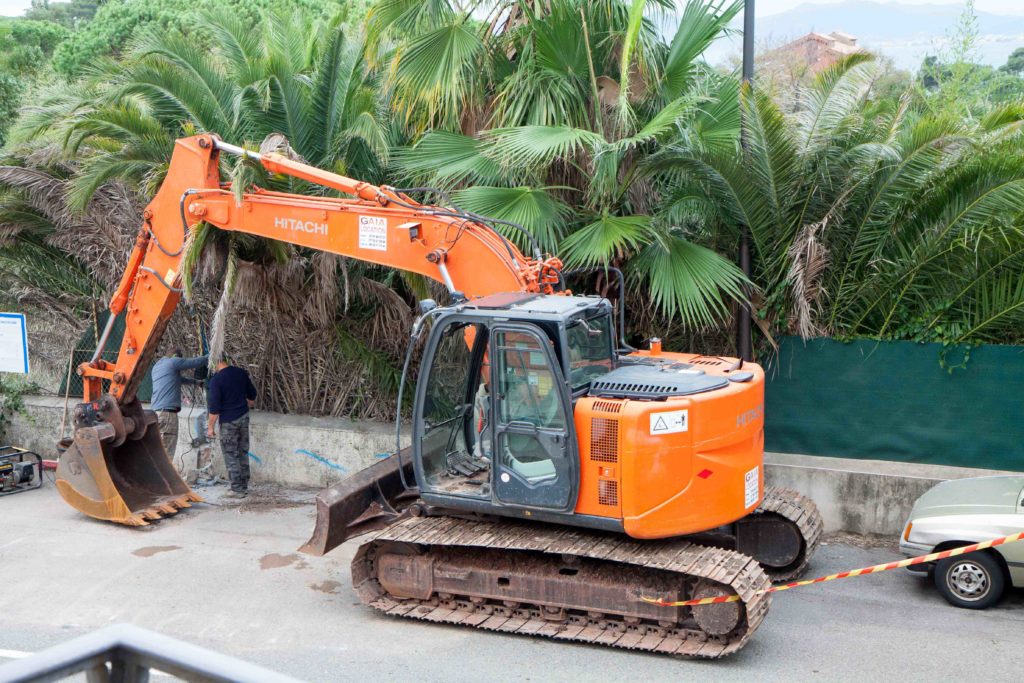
[{"x1": 0, "y1": 313, "x2": 29, "y2": 374}]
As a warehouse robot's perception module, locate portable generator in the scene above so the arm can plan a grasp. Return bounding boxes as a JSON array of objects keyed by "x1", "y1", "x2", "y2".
[{"x1": 0, "y1": 446, "x2": 43, "y2": 495}]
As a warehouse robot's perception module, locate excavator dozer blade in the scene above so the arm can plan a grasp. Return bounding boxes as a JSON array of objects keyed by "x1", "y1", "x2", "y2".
[
  {"x1": 56, "y1": 405, "x2": 201, "y2": 527},
  {"x1": 299, "y1": 452, "x2": 417, "y2": 556}
]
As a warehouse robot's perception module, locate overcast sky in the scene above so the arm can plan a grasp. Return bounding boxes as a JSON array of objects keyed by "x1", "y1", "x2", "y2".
[
  {"x1": 751, "y1": 0, "x2": 1024, "y2": 14},
  {"x1": 1, "y1": 0, "x2": 1023, "y2": 18}
]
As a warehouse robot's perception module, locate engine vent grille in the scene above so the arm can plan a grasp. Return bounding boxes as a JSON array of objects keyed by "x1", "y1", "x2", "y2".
[
  {"x1": 593, "y1": 381, "x2": 678, "y2": 395},
  {"x1": 592, "y1": 400, "x2": 623, "y2": 414},
  {"x1": 590, "y1": 418, "x2": 618, "y2": 463},
  {"x1": 691, "y1": 358, "x2": 723, "y2": 366},
  {"x1": 589, "y1": 365, "x2": 728, "y2": 399},
  {"x1": 598, "y1": 479, "x2": 618, "y2": 506}
]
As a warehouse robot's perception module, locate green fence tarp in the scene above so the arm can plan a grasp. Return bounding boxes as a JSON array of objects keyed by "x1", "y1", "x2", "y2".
[
  {"x1": 59, "y1": 311, "x2": 153, "y2": 402},
  {"x1": 765, "y1": 337, "x2": 1024, "y2": 471}
]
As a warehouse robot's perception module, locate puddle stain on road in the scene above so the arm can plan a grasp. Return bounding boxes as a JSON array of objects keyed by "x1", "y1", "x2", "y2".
[
  {"x1": 260, "y1": 552, "x2": 308, "y2": 570},
  {"x1": 310, "y1": 580, "x2": 342, "y2": 594},
  {"x1": 132, "y1": 545, "x2": 182, "y2": 558}
]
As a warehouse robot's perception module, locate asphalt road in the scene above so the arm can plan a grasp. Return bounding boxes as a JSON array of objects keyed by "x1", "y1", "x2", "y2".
[{"x1": 2, "y1": 484, "x2": 1022, "y2": 682}]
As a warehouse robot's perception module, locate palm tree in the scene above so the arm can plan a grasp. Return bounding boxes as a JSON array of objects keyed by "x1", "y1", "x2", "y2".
[
  {"x1": 379, "y1": 0, "x2": 751, "y2": 330},
  {"x1": 660, "y1": 54, "x2": 1024, "y2": 346},
  {"x1": 11, "y1": 8, "x2": 410, "y2": 418}
]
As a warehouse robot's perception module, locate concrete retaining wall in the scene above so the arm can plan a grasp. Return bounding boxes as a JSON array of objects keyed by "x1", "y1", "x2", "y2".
[
  {"x1": 9, "y1": 396, "x2": 1017, "y2": 536},
  {"x1": 7, "y1": 396, "x2": 405, "y2": 491},
  {"x1": 764, "y1": 452, "x2": 1016, "y2": 536}
]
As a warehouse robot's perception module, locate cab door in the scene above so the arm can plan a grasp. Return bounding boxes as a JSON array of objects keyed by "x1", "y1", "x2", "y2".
[{"x1": 490, "y1": 324, "x2": 577, "y2": 511}]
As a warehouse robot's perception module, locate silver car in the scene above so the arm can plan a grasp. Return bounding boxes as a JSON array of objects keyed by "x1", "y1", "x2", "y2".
[{"x1": 900, "y1": 475, "x2": 1024, "y2": 609}]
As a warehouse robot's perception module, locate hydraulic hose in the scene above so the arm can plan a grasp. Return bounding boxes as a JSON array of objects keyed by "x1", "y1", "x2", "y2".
[
  {"x1": 388, "y1": 186, "x2": 544, "y2": 263},
  {"x1": 392, "y1": 307, "x2": 445, "y2": 494}
]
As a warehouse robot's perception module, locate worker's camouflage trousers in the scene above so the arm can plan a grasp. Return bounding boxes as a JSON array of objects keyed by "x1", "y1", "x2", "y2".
[
  {"x1": 219, "y1": 414, "x2": 250, "y2": 493},
  {"x1": 157, "y1": 411, "x2": 179, "y2": 460}
]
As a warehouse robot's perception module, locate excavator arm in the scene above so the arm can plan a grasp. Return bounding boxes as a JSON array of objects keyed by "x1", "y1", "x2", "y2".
[
  {"x1": 58, "y1": 134, "x2": 562, "y2": 526},
  {"x1": 83, "y1": 135, "x2": 561, "y2": 404}
]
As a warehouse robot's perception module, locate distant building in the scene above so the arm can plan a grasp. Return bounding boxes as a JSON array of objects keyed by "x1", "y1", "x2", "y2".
[{"x1": 769, "y1": 31, "x2": 863, "y2": 74}]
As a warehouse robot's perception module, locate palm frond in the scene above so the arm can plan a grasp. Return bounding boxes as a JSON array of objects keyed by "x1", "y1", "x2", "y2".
[
  {"x1": 451, "y1": 185, "x2": 570, "y2": 252},
  {"x1": 366, "y1": 0, "x2": 455, "y2": 43},
  {"x1": 560, "y1": 213, "x2": 657, "y2": 267},
  {"x1": 484, "y1": 125, "x2": 605, "y2": 171},
  {"x1": 794, "y1": 52, "x2": 877, "y2": 154},
  {"x1": 660, "y1": 0, "x2": 742, "y2": 102},
  {"x1": 389, "y1": 20, "x2": 484, "y2": 129},
  {"x1": 394, "y1": 131, "x2": 504, "y2": 187},
  {"x1": 631, "y1": 230, "x2": 748, "y2": 328}
]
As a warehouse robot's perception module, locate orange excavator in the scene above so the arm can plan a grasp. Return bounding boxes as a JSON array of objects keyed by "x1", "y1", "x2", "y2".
[{"x1": 58, "y1": 135, "x2": 823, "y2": 658}]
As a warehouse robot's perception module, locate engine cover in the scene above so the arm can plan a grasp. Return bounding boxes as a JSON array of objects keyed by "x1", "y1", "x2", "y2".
[{"x1": 588, "y1": 363, "x2": 728, "y2": 400}]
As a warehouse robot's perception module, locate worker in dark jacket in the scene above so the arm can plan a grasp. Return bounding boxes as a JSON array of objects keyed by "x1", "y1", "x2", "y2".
[
  {"x1": 206, "y1": 359, "x2": 257, "y2": 498},
  {"x1": 151, "y1": 348, "x2": 208, "y2": 458}
]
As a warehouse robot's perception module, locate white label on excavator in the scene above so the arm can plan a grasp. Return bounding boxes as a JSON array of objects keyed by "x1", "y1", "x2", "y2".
[
  {"x1": 358, "y1": 216, "x2": 387, "y2": 251},
  {"x1": 744, "y1": 465, "x2": 759, "y2": 508},
  {"x1": 649, "y1": 409, "x2": 687, "y2": 435}
]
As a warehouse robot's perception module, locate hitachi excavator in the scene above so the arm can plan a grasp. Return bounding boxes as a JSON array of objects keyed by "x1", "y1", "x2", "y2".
[{"x1": 58, "y1": 135, "x2": 823, "y2": 658}]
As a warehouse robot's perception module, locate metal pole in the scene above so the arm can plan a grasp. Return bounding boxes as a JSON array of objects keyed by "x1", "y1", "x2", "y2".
[
  {"x1": 737, "y1": 0, "x2": 754, "y2": 362},
  {"x1": 89, "y1": 311, "x2": 118, "y2": 364}
]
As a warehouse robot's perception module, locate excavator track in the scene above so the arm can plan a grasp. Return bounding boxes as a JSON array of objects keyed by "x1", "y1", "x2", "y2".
[
  {"x1": 352, "y1": 516, "x2": 772, "y2": 658},
  {"x1": 750, "y1": 487, "x2": 824, "y2": 582}
]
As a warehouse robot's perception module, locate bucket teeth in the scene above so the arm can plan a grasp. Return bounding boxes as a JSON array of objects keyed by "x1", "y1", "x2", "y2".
[
  {"x1": 142, "y1": 510, "x2": 162, "y2": 521},
  {"x1": 157, "y1": 504, "x2": 177, "y2": 515},
  {"x1": 173, "y1": 498, "x2": 192, "y2": 509},
  {"x1": 187, "y1": 492, "x2": 204, "y2": 503},
  {"x1": 125, "y1": 515, "x2": 149, "y2": 527}
]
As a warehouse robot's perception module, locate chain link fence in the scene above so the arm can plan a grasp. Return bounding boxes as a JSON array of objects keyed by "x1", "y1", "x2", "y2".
[{"x1": 58, "y1": 311, "x2": 153, "y2": 402}]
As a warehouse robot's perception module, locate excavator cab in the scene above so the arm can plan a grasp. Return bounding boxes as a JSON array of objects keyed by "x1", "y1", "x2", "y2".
[
  {"x1": 414, "y1": 292, "x2": 608, "y2": 517},
  {"x1": 302, "y1": 292, "x2": 622, "y2": 553}
]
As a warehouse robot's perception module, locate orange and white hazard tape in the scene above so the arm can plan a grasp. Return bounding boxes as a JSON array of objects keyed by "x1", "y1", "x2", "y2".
[{"x1": 640, "y1": 530, "x2": 1024, "y2": 608}]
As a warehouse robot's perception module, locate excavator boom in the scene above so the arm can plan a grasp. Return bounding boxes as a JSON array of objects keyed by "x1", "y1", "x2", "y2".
[{"x1": 57, "y1": 134, "x2": 561, "y2": 526}]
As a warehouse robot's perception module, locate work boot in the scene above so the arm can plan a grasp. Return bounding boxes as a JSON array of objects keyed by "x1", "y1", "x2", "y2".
[{"x1": 224, "y1": 490, "x2": 248, "y2": 499}]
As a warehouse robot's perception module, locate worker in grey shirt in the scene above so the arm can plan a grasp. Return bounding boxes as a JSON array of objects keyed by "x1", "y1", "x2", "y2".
[{"x1": 151, "y1": 347, "x2": 208, "y2": 458}]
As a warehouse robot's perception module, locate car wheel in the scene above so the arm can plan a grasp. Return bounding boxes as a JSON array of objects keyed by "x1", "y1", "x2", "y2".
[{"x1": 933, "y1": 551, "x2": 1005, "y2": 609}]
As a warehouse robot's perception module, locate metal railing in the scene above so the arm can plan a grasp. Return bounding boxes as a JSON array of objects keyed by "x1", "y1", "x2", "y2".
[{"x1": 0, "y1": 624, "x2": 304, "y2": 683}]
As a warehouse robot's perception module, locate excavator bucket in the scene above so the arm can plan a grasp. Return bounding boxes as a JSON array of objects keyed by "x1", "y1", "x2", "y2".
[
  {"x1": 300, "y1": 452, "x2": 416, "y2": 556},
  {"x1": 56, "y1": 397, "x2": 201, "y2": 526}
]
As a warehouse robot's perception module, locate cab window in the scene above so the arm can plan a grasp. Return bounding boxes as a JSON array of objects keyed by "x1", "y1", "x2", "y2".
[
  {"x1": 419, "y1": 321, "x2": 490, "y2": 497},
  {"x1": 566, "y1": 313, "x2": 613, "y2": 391},
  {"x1": 496, "y1": 330, "x2": 564, "y2": 430}
]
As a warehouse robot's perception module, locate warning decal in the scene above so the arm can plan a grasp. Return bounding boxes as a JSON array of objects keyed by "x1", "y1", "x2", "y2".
[
  {"x1": 358, "y1": 216, "x2": 387, "y2": 251},
  {"x1": 649, "y1": 409, "x2": 687, "y2": 435},
  {"x1": 744, "y1": 465, "x2": 759, "y2": 508}
]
